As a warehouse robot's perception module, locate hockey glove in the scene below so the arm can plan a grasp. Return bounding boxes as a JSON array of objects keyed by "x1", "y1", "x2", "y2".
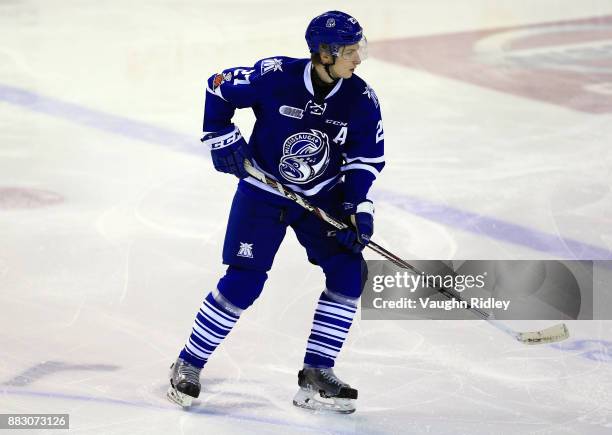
[
  {"x1": 201, "y1": 125, "x2": 251, "y2": 179},
  {"x1": 335, "y1": 201, "x2": 374, "y2": 253}
]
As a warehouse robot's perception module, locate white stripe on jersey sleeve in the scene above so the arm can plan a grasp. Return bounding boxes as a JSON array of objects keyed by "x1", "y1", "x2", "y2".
[
  {"x1": 205, "y1": 83, "x2": 228, "y2": 102},
  {"x1": 340, "y1": 162, "x2": 381, "y2": 177},
  {"x1": 342, "y1": 153, "x2": 385, "y2": 164}
]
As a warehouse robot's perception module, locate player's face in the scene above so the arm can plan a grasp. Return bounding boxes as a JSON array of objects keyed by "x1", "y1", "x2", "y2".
[{"x1": 332, "y1": 43, "x2": 362, "y2": 79}]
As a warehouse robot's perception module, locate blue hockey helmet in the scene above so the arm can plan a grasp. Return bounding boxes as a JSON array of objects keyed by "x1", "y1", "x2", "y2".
[{"x1": 305, "y1": 11, "x2": 365, "y2": 57}]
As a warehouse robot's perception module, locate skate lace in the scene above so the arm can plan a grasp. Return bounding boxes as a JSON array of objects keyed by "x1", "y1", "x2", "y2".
[
  {"x1": 320, "y1": 369, "x2": 342, "y2": 386},
  {"x1": 178, "y1": 362, "x2": 200, "y2": 381}
]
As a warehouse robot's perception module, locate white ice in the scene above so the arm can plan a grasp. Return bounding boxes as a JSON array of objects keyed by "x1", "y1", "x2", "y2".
[{"x1": 1, "y1": 1, "x2": 612, "y2": 434}]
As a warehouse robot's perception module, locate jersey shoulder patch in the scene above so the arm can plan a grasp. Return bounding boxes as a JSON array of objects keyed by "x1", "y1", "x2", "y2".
[
  {"x1": 348, "y1": 74, "x2": 380, "y2": 109},
  {"x1": 254, "y1": 56, "x2": 300, "y2": 77},
  {"x1": 259, "y1": 57, "x2": 284, "y2": 75},
  {"x1": 361, "y1": 82, "x2": 380, "y2": 109}
]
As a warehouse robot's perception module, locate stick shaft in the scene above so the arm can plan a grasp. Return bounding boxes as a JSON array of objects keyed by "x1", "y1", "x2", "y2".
[
  {"x1": 244, "y1": 160, "x2": 488, "y2": 318},
  {"x1": 242, "y1": 160, "x2": 568, "y2": 344}
]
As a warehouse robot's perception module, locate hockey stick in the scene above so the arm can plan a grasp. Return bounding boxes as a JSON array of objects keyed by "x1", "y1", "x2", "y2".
[{"x1": 243, "y1": 160, "x2": 569, "y2": 345}]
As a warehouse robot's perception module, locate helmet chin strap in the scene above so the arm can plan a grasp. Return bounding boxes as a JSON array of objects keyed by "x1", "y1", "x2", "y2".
[{"x1": 324, "y1": 57, "x2": 339, "y2": 82}]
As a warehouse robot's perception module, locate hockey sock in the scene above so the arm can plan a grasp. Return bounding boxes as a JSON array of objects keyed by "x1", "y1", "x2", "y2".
[
  {"x1": 303, "y1": 290, "x2": 357, "y2": 368},
  {"x1": 179, "y1": 291, "x2": 240, "y2": 368}
]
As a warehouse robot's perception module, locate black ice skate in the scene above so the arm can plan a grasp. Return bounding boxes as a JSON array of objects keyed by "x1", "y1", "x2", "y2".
[
  {"x1": 293, "y1": 367, "x2": 358, "y2": 414},
  {"x1": 167, "y1": 357, "x2": 201, "y2": 407}
]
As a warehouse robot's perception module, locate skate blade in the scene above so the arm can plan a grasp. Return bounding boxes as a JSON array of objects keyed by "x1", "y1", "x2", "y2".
[
  {"x1": 167, "y1": 385, "x2": 193, "y2": 407},
  {"x1": 292, "y1": 388, "x2": 355, "y2": 414}
]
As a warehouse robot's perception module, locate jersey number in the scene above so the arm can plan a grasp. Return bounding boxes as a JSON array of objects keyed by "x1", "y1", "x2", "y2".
[
  {"x1": 233, "y1": 68, "x2": 255, "y2": 85},
  {"x1": 376, "y1": 120, "x2": 384, "y2": 143}
]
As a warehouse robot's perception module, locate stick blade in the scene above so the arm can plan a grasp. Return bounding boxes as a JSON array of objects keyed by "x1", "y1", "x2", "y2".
[{"x1": 517, "y1": 323, "x2": 569, "y2": 345}]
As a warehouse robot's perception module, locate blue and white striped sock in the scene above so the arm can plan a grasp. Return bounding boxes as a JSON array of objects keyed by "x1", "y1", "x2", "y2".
[
  {"x1": 303, "y1": 290, "x2": 357, "y2": 368},
  {"x1": 179, "y1": 291, "x2": 240, "y2": 368}
]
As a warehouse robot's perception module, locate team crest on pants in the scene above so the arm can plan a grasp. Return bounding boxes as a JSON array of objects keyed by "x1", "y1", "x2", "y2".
[
  {"x1": 237, "y1": 242, "x2": 253, "y2": 258},
  {"x1": 279, "y1": 130, "x2": 330, "y2": 184}
]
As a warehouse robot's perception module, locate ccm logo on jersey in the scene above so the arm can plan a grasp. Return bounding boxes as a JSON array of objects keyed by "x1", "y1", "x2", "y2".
[{"x1": 325, "y1": 119, "x2": 348, "y2": 127}]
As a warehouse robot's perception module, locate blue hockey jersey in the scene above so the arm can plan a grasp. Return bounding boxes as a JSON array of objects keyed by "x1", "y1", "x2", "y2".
[{"x1": 203, "y1": 57, "x2": 385, "y2": 204}]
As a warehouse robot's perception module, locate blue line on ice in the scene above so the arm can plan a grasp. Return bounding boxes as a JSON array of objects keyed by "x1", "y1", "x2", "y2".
[
  {"x1": 1, "y1": 83, "x2": 610, "y2": 260},
  {"x1": 1, "y1": 387, "x2": 363, "y2": 434}
]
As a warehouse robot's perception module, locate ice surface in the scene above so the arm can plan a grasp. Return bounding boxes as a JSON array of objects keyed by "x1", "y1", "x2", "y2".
[{"x1": 1, "y1": 1, "x2": 612, "y2": 433}]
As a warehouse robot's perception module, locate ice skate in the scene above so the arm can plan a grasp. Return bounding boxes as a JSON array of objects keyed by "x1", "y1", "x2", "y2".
[
  {"x1": 167, "y1": 357, "x2": 201, "y2": 407},
  {"x1": 293, "y1": 367, "x2": 358, "y2": 414}
]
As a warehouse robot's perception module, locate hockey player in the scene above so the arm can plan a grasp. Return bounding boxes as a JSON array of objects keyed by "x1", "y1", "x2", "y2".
[{"x1": 168, "y1": 10, "x2": 384, "y2": 414}]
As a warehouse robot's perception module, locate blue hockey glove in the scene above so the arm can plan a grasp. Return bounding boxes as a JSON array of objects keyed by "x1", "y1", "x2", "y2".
[
  {"x1": 335, "y1": 201, "x2": 374, "y2": 253},
  {"x1": 201, "y1": 125, "x2": 251, "y2": 179}
]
